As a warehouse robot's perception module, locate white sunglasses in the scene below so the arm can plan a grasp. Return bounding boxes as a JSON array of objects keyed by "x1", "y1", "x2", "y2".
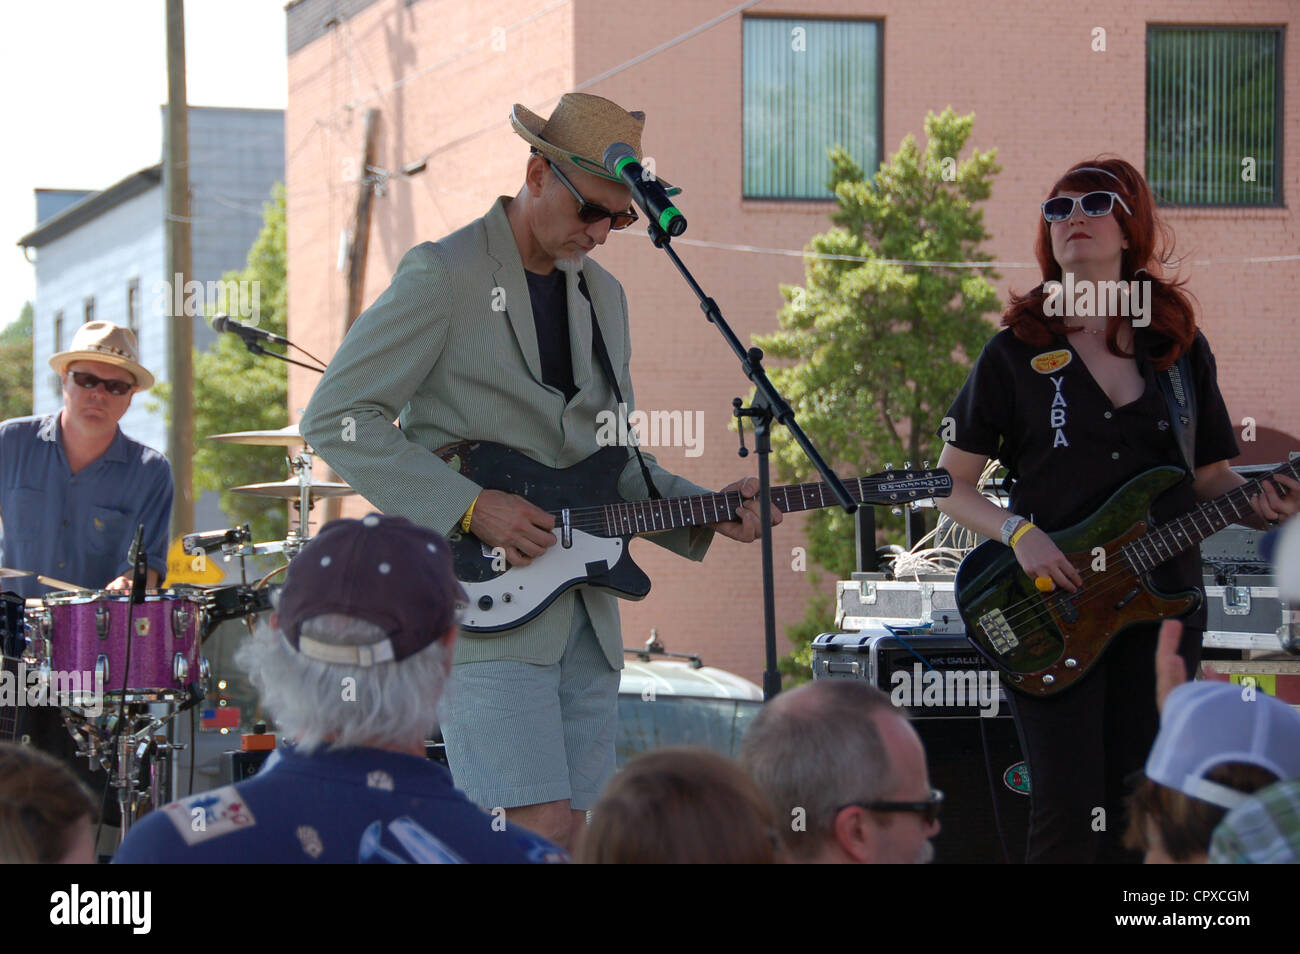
[{"x1": 1042, "y1": 191, "x2": 1133, "y2": 223}]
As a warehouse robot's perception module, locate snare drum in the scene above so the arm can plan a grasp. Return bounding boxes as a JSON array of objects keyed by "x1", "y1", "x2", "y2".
[{"x1": 40, "y1": 590, "x2": 210, "y2": 702}]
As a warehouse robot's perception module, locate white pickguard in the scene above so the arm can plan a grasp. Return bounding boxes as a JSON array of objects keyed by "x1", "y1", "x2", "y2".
[{"x1": 459, "y1": 528, "x2": 625, "y2": 631}]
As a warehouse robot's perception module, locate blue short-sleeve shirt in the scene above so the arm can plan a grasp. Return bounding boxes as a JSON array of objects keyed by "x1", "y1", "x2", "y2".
[{"x1": 0, "y1": 414, "x2": 173, "y2": 597}]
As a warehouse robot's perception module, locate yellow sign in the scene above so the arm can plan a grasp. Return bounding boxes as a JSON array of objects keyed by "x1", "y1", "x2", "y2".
[
  {"x1": 1031, "y1": 349, "x2": 1072, "y2": 374},
  {"x1": 163, "y1": 536, "x2": 226, "y2": 586}
]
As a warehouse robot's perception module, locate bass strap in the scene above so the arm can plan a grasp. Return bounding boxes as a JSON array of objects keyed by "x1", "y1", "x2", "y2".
[
  {"x1": 576, "y1": 271, "x2": 662, "y2": 500},
  {"x1": 1155, "y1": 349, "x2": 1198, "y2": 476}
]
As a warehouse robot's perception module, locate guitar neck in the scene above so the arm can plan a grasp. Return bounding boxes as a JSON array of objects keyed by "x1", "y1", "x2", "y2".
[
  {"x1": 553, "y1": 471, "x2": 947, "y2": 538},
  {"x1": 1128, "y1": 459, "x2": 1298, "y2": 571}
]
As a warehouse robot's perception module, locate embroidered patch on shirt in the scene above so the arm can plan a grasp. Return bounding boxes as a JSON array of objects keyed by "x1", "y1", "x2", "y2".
[
  {"x1": 164, "y1": 786, "x2": 257, "y2": 846},
  {"x1": 366, "y1": 770, "x2": 395, "y2": 791},
  {"x1": 297, "y1": 825, "x2": 324, "y2": 858},
  {"x1": 1031, "y1": 349, "x2": 1072, "y2": 374}
]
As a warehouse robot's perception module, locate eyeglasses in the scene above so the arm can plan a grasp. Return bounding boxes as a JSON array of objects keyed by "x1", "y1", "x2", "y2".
[
  {"x1": 69, "y1": 370, "x2": 133, "y2": 396},
  {"x1": 838, "y1": 788, "x2": 945, "y2": 825},
  {"x1": 547, "y1": 161, "x2": 638, "y2": 230},
  {"x1": 1042, "y1": 191, "x2": 1133, "y2": 223}
]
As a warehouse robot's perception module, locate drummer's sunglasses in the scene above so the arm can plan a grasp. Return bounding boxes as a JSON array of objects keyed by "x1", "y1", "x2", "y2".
[
  {"x1": 547, "y1": 161, "x2": 639, "y2": 230},
  {"x1": 69, "y1": 370, "x2": 134, "y2": 396},
  {"x1": 1042, "y1": 191, "x2": 1133, "y2": 223}
]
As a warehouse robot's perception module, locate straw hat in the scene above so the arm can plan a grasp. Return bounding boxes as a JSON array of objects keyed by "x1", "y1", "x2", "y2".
[
  {"x1": 49, "y1": 321, "x2": 153, "y2": 390},
  {"x1": 510, "y1": 92, "x2": 678, "y2": 193}
]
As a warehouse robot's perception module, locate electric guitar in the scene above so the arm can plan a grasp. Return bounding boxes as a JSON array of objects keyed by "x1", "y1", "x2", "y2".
[
  {"x1": 955, "y1": 459, "x2": 1297, "y2": 697},
  {"x1": 439, "y1": 441, "x2": 953, "y2": 632}
]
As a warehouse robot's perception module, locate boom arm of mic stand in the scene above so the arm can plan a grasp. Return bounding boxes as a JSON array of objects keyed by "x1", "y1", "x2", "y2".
[
  {"x1": 645, "y1": 222, "x2": 855, "y2": 701},
  {"x1": 237, "y1": 336, "x2": 328, "y2": 374}
]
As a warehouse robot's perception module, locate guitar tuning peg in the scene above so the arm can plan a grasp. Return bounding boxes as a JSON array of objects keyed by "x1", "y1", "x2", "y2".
[
  {"x1": 884, "y1": 462, "x2": 894, "y2": 471},
  {"x1": 922, "y1": 460, "x2": 930, "y2": 469},
  {"x1": 903, "y1": 461, "x2": 912, "y2": 470}
]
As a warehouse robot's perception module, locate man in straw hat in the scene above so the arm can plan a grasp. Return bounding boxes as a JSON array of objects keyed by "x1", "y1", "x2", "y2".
[
  {"x1": 303, "y1": 92, "x2": 779, "y2": 850},
  {"x1": 0, "y1": 320, "x2": 172, "y2": 597}
]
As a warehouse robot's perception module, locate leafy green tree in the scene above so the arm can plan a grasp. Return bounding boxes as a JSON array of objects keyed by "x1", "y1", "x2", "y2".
[
  {"x1": 154, "y1": 185, "x2": 288, "y2": 542},
  {"x1": 0, "y1": 303, "x2": 34, "y2": 420},
  {"x1": 755, "y1": 109, "x2": 1002, "y2": 679}
]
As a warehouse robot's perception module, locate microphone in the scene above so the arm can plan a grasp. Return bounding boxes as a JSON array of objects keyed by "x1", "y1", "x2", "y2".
[
  {"x1": 128, "y1": 524, "x2": 148, "y2": 605},
  {"x1": 212, "y1": 314, "x2": 290, "y2": 347},
  {"x1": 602, "y1": 142, "x2": 687, "y2": 237}
]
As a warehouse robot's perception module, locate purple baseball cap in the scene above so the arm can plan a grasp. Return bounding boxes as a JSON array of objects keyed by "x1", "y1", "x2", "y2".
[{"x1": 276, "y1": 514, "x2": 468, "y2": 666}]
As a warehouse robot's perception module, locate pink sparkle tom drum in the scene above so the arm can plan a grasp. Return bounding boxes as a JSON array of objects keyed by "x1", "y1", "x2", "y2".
[{"x1": 40, "y1": 589, "x2": 211, "y2": 702}]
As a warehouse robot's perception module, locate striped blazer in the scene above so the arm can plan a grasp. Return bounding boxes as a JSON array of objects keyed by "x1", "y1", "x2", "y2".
[{"x1": 301, "y1": 197, "x2": 713, "y2": 668}]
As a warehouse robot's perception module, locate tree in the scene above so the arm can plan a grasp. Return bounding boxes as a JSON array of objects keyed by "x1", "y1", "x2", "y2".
[
  {"x1": 754, "y1": 108, "x2": 1002, "y2": 680},
  {"x1": 0, "y1": 303, "x2": 34, "y2": 421},
  {"x1": 153, "y1": 185, "x2": 288, "y2": 542}
]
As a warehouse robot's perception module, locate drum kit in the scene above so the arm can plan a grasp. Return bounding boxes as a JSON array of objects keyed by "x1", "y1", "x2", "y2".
[{"x1": 0, "y1": 422, "x2": 355, "y2": 843}]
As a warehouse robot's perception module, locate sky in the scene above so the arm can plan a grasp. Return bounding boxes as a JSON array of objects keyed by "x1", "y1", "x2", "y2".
[{"x1": 0, "y1": 0, "x2": 288, "y2": 331}]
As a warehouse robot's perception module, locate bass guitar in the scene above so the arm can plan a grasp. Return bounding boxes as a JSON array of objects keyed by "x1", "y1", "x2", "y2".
[
  {"x1": 440, "y1": 441, "x2": 953, "y2": 632},
  {"x1": 955, "y1": 460, "x2": 1296, "y2": 697}
]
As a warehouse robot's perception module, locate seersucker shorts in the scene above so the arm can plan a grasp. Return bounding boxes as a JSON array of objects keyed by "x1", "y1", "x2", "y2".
[{"x1": 439, "y1": 598, "x2": 620, "y2": 812}]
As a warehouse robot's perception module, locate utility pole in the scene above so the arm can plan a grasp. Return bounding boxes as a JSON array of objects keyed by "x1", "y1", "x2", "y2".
[
  {"x1": 322, "y1": 108, "x2": 381, "y2": 524},
  {"x1": 165, "y1": 0, "x2": 194, "y2": 538}
]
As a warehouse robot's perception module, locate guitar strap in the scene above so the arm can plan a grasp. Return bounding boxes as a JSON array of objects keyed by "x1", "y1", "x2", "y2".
[
  {"x1": 576, "y1": 271, "x2": 663, "y2": 500},
  {"x1": 1154, "y1": 345, "x2": 1198, "y2": 476}
]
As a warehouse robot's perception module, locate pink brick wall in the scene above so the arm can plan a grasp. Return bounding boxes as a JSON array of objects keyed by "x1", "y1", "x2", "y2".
[{"x1": 287, "y1": 0, "x2": 1300, "y2": 685}]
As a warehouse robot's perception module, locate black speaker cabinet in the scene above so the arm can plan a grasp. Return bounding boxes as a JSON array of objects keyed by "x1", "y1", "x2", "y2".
[{"x1": 917, "y1": 714, "x2": 1030, "y2": 864}]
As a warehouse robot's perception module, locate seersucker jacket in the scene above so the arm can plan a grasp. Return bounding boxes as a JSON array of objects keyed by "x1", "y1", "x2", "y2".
[{"x1": 301, "y1": 197, "x2": 713, "y2": 668}]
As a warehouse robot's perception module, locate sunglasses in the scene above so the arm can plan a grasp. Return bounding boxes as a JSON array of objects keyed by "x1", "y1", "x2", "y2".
[
  {"x1": 1042, "y1": 191, "x2": 1133, "y2": 223},
  {"x1": 547, "y1": 161, "x2": 638, "y2": 230},
  {"x1": 69, "y1": 370, "x2": 133, "y2": 396},
  {"x1": 839, "y1": 788, "x2": 945, "y2": 825}
]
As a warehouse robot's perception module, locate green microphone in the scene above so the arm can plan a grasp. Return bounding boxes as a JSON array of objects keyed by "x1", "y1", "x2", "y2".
[{"x1": 603, "y1": 142, "x2": 687, "y2": 237}]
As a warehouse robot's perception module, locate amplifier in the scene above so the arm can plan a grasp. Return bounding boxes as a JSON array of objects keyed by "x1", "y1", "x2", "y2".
[
  {"x1": 836, "y1": 575, "x2": 964, "y2": 635},
  {"x1": 812, "y1": 628, "x2": 1005, "y2": 719},
  {"x1": 811, "y1": 627, "x2": 1030, "y2": 863}
]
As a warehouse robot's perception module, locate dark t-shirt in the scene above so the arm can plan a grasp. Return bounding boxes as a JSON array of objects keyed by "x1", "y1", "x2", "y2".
[
  {"x1": 941, "y1": 327, "x2": 1239, "y2": 627},
  {"x1": 525, "y1": 267, "x2": 577, "y2": 403}
]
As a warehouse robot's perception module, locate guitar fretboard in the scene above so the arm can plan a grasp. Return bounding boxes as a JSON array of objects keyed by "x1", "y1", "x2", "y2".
[
  {"x1": 548, "y1": 471, "x2": 951, "y2": 538},
  {"x1": 1122, "y1": 459, "x2": 1298, "y2": 573}
]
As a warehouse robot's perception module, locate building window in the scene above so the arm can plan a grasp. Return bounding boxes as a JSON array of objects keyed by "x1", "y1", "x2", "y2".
[
  {"x1": 1147, "y1": 26, "x2": 1283, "y2": 206},
  {"x1": 127, "y1": 279, "x2": 140, "y2": 336},
  {"x1": 54, "y1": 310, "x2": 64, "y2": 353},
  {"x1": 83, "y1": 297, "x2": 95, "y2": 324},
  {"x1": 743, "y1": 17, "x2": 881, "y2": 199}
]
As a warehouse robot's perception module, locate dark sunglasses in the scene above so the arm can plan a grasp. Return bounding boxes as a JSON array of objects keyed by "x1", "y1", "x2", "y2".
[
  {"x1": 839, "y1": 788, "x2": 945, "y2": 825},
  {"x1": 547, "y1": 161, "x2": 638, "y2": 230},
  {"x1": 69, "y1": 370, "x2": 133, "y2": 396},
  {"x1": 1042, "y1": 191, "x2": 1133, "y2": 223}
]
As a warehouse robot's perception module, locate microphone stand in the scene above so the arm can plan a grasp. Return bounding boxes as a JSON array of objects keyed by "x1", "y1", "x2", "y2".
[
  {"x1": 644, "y1": 220, "x2": 856, "y2": 699},
  {"x1": 234, "y1": 336, "x2": 328, "y2": 374}
]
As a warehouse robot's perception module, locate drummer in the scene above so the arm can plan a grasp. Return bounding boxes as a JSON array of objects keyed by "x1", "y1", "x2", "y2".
[{"x1": 0, "y1": 321, "x2": 173, "y2": 598}]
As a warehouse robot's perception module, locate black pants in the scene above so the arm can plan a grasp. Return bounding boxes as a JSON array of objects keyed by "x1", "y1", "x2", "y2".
[{"x1": 1006, "y1": 622, "x2": 1201, "y2": 864}]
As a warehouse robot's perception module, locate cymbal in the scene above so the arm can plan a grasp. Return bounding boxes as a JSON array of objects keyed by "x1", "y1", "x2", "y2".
[
  {"x1": 0, "y1": 567, "x2": 32, "y2": 579},
  {"x1": 207, "y1": 424, "x2": 306, "y2": 448},
  {"x1": 229, "y1": 479, "x2": 356, "y2": 500}
]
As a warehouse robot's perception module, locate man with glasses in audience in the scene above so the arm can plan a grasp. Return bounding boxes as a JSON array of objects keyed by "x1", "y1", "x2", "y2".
[
  {"x1": 741, "y1": 681, "x2": 942, "y2": 864},
  {"x1": 303, "y1": 93, "x2": 777, "y2": 853},
  {"x1": 0, "y1": 320, "x2": 173, "y2": 835}
]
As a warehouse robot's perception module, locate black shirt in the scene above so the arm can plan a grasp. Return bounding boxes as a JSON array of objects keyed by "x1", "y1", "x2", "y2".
[
  {"x1": 942, "y1": 327, "x2": 1240, "y2": 625},
  {"x1": 525, "y1": 268, "x2": 578, "y2": 404}
]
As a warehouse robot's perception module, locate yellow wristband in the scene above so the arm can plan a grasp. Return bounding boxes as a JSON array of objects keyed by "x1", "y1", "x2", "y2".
[
  {"x1": 1008, "y1": 521, "x2": 1036, "y2": 549},
  {"x1": 460, "y1": 494, "x2": 480, "y2": 534}
]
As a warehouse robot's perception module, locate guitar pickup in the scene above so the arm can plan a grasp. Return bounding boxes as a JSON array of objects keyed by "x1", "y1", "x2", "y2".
[{"x1": 560, "y1": 508, "x2": 572, "y2": 548}]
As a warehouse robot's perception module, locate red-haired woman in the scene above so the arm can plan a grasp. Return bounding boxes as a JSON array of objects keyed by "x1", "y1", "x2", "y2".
[{"x1": 934, "y1": 157, "x2": 1299, "y2": 863}]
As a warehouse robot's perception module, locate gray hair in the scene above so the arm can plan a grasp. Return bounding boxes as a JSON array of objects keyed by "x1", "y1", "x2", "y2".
[
  {"x1": 235, "y1": 614, "x2": 450, "y2": 754},
  {"x1": 739, "y1": 681, "x2": 900, "y2": 859}
]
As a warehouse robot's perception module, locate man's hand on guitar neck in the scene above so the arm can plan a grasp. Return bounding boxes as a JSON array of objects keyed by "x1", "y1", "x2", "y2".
[
  {"x1": 467, "y1": 489, "x2": 556, "y2": 567},
  {"x1": 705, "y1": 477, "x2": 784, "y2": 543}
]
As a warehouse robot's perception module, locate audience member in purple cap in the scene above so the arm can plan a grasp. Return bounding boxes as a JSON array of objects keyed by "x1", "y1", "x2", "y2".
[{"x1": 114, "y1": 514, "x2": 565, "y2": 864}]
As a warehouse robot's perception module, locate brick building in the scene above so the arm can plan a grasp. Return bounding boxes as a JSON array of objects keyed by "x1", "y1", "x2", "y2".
[{"x1": 284, "y1": 0, "x2": 1299, "y2": 683}]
